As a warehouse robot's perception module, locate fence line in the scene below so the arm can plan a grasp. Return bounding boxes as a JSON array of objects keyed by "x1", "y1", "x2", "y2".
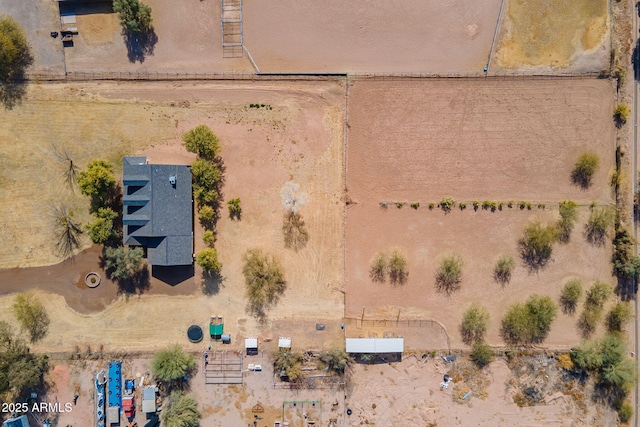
[{"x1": 21, "y1": 69, "x2": 609, "y2": 83}]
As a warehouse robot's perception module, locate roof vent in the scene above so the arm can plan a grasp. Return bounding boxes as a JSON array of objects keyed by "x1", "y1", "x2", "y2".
[{"x1": 169, "y1": 176, "x2": 176, "y2": 185}]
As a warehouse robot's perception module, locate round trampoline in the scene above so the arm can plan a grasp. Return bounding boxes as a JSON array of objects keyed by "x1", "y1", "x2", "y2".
[{"x1": 187, "y1": 325, "x2": 203, "y2": 343}]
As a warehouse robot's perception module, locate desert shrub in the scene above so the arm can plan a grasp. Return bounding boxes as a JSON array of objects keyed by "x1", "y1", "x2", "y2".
[
  {"x1": 428, "y1": 203, "x2": 435, "y2": 209},
  {"x1": 198, "y1": 205, "x2": 215, "y2": 226},
  {"x1": 469, "y1": 341, "x2": 494, "y2": 368},
  {"x1": 557, "y1": 200, "x2": 578, "y2": 242},
  {"x1": 410, "y1": 202, "x2": 420, "y2": 209},
  {"x1": 519, "y1": 221, "x2": 558, "y2": 270},
  {"x1": 572, "y1": 153, "x2": 600, "y2": 188},
  {"x1": 460, "y1": 303, "x2": 489, "y2": 345},
  {"x1": 227, "y1": 198, "x2": 241, "y2": 219},
  {"x1": 182, "y1": 125, "x2": 220, "y2": 160},
  {"x1": 151, "y1": 344, "x2": 196, "y2": 382},
  {"x1": 388, "y1": 249, "x2": 409, "y2": 285},
  {"x1": 585, "y1": 206, "x2": 614, "y2": 245},
  {"x1": 614, "y1": 103, "x2": 630, "y2": 126},
  {"x1": 113, "y1": 0, "x2": 153, "y2": 33},
  {"x1": 369, "y1": 252, "x2": 387, "y2": 283},
  {"x1": 472, "y1": 201, "x2": 479, "y2": 210},
  {"x1": 607, "y1": 302, "x2": 632, "y2": 333},
  {"x1": 273, "y1": 350, "x2": 304, "y2": 382},
  {"x1": 439, "y1": 197, "x2": 455, "y2": 213},
  {"x1": 586, "y1": 281, "x2": 612, "y2": 308},
  {"x1": 618, "y1": 402, "x2": 633, "y2": 424},
  {"x1": 501, "y1": 295, "x2": 557, "y2": 345},
  {"x1": 243, "y1": 248, "x2": 286, "y2": 321},
  {"x1": 493, "y1": 254, "x2": 515, "y2": 284},
  {"x1": 104, "y1": 246, "x2": 145, "y2": 281},
  {"x1": 162, "y1": 391, "x2": 199, "y2": 427},
  {"x1": 519, "y1": 201, "x2": 526, "y2": 210},
  {"x1": 435, "y1": 253, "x2": 463, "y2": 294},
  {"x1": 12, "y1": 292, "x2": 49, "y2": 343},
  {"x1": 459, "y1": 202, "x2": 467, "y2": 210},
  {"x1": 557, "y1": 353, "x2": 574, "y2": 370},
  {"x1": 612, "y1": 226, "x2": 640, "y2": 283},
  {"x1": 196, "y1": 248, "x2": 221, "y2": 274},
  {"x1": 202, "y1": 230, "x2": 215, "y2": 247},
  {"x1": 396, "y1": 202, "x2": 404, "y2": 209},
  {"x1": 507, "y1": 200, "x2": 514, "y2": 208},
  {"x1": 319, "y1": 348, "x2": 349, "y2": 373},
  {"x1": 559, "y1": 279, "x2": 583, "y2": 314}
]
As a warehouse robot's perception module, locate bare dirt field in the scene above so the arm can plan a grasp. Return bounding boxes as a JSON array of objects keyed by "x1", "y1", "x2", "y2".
[
  {"x1": 60, "y1": 0, "x2": 252, "y2": 72},
  {"x1": 0, "y1": 79, "x2": 345, "y2": 352},
  {"x1": 494, "y1": 0, "x2": 609, "y2": 70},
  {"x1": 346, "y1": 78, "x2": 616, "y2": 349},
  {"x1": 244, "y1": 0, "x2": 501, "y2": 73}
]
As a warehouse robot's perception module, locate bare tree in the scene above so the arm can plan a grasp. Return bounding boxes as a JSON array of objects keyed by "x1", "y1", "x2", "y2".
[{"x1": 52, "y1": 205, "x2": 83, "y2": 258}]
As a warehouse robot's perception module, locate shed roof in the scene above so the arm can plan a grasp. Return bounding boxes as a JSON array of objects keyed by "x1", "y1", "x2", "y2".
[
  {"x1": 345, "y1": 338, "x2": 404, "y2": 354},
  {"x1": 278, "y1": 337, "x2": 291, "y2": 348},
  {"x1": 245, "y1": 338, "x2": 258, "y2": 348}
]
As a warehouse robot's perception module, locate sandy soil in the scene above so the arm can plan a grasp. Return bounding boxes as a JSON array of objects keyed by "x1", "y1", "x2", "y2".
[
  {"x1": 0, "y1": 79, "x2": 345, "y2": 352},
  {"x1": 494, "y1": 0, "x2": 610, "y2": 70},
  {"x1": 63, "y1": 0, "x2": 252, "y2": 72},
  {"x1": 346, "y1": 78, "x2": 616, "y2": 349},
  {"x1": 244, "y1": 0, "x2": 501, "y2": 73}
]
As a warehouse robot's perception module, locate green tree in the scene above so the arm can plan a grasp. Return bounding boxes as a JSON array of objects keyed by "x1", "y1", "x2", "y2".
[
  {"x1": 501, "y1": 295, "x2": 557, "y2": 345},
  {"x1": 242, "y1": 249, "x2": 286, "y2": 321},
  {"x1": 273, "y1": 350, "x2": 304, "y2": 382},
  {"x1": 151, "y1": 344, "x2": 196, "y2": 383},
  {"x1": 12, "y1": 292, "x2": 49, "y2": 343},
  {"x1": 196, "y1": 248, "x2": 221, "y2": 274},
  {"x1": 470, "y1": 341, "x2": 494, "y2": 368},
  {"x1": 557, "y1": 200, "x2": 578, "y2": 242},
  {"x1": 0, "y1": 15, "x2": 32, "y2": 82},
  {"x1": 460, "y1": 303, "x2": 489, "y2": 345},
  {"x1": 618, "y1": 402, "x2": 633, "y2": 424},
  {"x1": 612, "y1": 226, "x2": 640, "y2": 282},
  {"x1": 78, "y1": 159, "x2": 117, "y2": 208},
  {"x1": 182, "y1": 125, "x2": 220, "y2": 160},
  {"x1": 113, "y1": 0, "x2": 153, "y2": 33},
  {"x1": 161, "y1": 391, "x2": 199, "y2": 427},
  {"x1": 369, "y1": 252, "x2": 387, "y2": 283},
  {"x1": 104, "y1": 246, "x2": 145, "y2": 281},
  {"x1": 198, "y1": 205, "x2": 215, "y2": 226},
  {"x1": 585, "y1": 281, "x2": 612, "y2": 308},
  {"x1": 203, "y1": 230, "x2": 215, "y2": 247},
  {"x1": 614, "y1": 104, "x2": 630, "y2": 126},
  {"x1": 571, "y1": 153, "x2": 599, "y2": 188},
  {"x1": 559, "y1": 279, "x2": 583, "y2": 314},
  {"x1": 86, "y1": 207, "x2": 119, "y2": 244},
  {"x1": 493, "y1": 254, "x2": 515, "y2": 284},
  {"x1": 585, "y1": 206, "x2": 614, "y2": 245},
  {"x1": 519, "y1": 221, "x2": 558, "y2": 270},
  {"x1": 607, "y1": 302, "x2": 633, "y2": 333},
  {"x1": 191, "y1": 159, "x2": 222, "y2": 206},
  {"x1": 435, "y1": 253, "x2": 463, "y2": 293},
  {"x1": 0, "y1": 321, "x2": 48, "y2": 402},
  {"x1": 319, "y1": 348, "x2": 349, "y2": 373},
  {"x1": 572, "y1": 340, "x2": 603, "y2": 371},
  {"x1": 388, "y1": 249, "x2": 409, "y2": 285},
  {"x1": 227, "y1": 198, "x2": 241, "y2": 219}
]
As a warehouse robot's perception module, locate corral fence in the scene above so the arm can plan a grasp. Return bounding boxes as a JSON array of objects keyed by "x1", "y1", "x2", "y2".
[
  {"x1": 344, "y1": 316, "x2": 443, "y2": 329},
  {"x1": 21, "y1": 70, "x2": 609, "y2": 82}
]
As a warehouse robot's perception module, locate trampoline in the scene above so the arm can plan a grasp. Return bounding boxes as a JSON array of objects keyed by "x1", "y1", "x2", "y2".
[{"x1": 187, "y1": 325, "x2": 203, "y2": 343}]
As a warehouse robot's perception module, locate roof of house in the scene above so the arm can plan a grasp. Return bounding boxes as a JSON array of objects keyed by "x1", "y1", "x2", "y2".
[
  {"x1": 3, "y1": 415, "x2": 30, "y2": 427},
  {"x1": 122, "y1": 157, "x2": 193, "y2": 266},
  {"x1": 345, "y1": 338, "x2": 404, "y2": 354}
]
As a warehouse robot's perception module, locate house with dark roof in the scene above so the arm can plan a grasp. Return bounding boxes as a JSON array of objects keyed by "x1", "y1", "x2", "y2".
[{"x1": 122, "y1": 157, "x2": 194, "y2": 266}]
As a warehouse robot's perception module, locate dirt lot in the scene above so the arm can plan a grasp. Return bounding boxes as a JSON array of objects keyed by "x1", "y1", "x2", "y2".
[
  {"x1": 346, "y1": 78, "x2": 616, "y2": 349},
  {"x1": 244, "y1": 0, "x2": 501, "y2": 73},
  {"x1": 0, "y1": 79, "x2": 345, "y2": 352},
  {"x1": 494, "y1": 0, "x2": 610, "y2": 70}
]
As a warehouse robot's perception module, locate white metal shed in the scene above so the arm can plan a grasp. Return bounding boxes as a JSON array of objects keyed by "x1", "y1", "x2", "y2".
[{"x1": 345, "y1": 338, "x2": 404, "y2": 354}]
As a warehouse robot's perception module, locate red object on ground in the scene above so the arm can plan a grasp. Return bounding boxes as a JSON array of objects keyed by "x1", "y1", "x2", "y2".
[{"x1": 123, "y1": 396, "x2": 135, "y2": 418}]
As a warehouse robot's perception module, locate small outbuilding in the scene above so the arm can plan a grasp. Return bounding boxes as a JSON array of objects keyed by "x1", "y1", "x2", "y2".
[
  {"x1": 278, "y1": 337, "x2": 291, "y2": 350},
  {"x1": 245, "y1": 338, "x2": 258, "y2": 355},
  {"x1": 210, "y1": 316, "x2": 224, "y2": 340},
  {"x1": 142, "y1": 387, "x2": 157, "y2": 414},
  {"x1": 346, "y1": 338, "x2": 404, "y2": 363}
]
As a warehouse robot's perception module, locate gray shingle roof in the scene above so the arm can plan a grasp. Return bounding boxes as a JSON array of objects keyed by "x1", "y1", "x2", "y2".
[{"x1": 122, "y1": 157, "x2": 193, "y2": 266}]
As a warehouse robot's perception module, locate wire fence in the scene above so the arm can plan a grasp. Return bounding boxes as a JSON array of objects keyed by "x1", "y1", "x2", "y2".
[{"x1": 21, "y1": 69, "x2": 609, "y2": 82}]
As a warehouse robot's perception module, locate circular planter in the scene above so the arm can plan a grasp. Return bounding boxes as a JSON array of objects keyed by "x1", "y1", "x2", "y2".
[
  {"x1": 187, "y1": 325, "x2": 203, "y2": 343},
  {"x1": 85, "y1": 272, "x2": 101, "y2": 288}
]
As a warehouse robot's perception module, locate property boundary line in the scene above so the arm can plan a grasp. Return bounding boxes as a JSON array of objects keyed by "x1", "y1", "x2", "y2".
[{"x1": 21, "y1": 70, "x2": 608, "y2": 82}]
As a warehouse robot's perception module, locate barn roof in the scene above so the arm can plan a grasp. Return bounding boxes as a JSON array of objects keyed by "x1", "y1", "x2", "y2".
[{"x1": 345, "y1": 338, "x2": 404, "y2": 353}]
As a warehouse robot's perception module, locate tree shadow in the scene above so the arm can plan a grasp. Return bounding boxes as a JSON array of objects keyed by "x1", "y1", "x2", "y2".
[
  {"x1": 115, "y1": 267, "x2": 151, "y2": 295},
  {"x1": 123, "y1": 28, "x2": 158, "y2": 63},
  {"x1": 202, "y1": 271, "x2": 224, "y2": 296},
  {"x1": 283, "y1": 211, "x2": 309, "y2": 251},
  {"x1": 0, "y1": 82, "x2": 28, "y2": 110}
]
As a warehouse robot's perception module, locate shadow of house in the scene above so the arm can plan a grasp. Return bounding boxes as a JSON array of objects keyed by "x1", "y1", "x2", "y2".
[
  {"x1": 122, "y1": 156, "x2": 194, "y2": 270},
  {"x1": 151, "y1": 265, "x2": 195, "y2": 286}
]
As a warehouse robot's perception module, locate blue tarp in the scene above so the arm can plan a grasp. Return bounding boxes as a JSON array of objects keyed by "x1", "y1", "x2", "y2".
[{"x1": 108, "y1": 361, "x2": 122, "y2": 410}]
